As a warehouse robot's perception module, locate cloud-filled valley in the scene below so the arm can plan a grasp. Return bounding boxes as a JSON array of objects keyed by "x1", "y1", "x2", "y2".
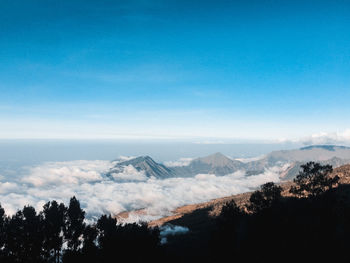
[
  {"x1": 2, "y1": 144, "x2": 350, "y2": 222},
  {"x1": 0, "y1": 159, "x2": 283, "y2": 222}
]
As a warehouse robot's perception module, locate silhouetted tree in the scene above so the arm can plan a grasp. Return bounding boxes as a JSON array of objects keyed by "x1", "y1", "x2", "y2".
[
  {"x1": 290, "y1": 162, "x2": 339, "y2": 197},
  {"x1": 0, "y1": 198, "x2": 163, "y2": 263},
  {"x1": 0, "y1": 204, "x2": 6, "y2": 260},
  {"x1": 220, "y1": 200, "x2": 242, "y2": 222},
  {"x1": 64, "y1": 197, "x2": 85, "y2": 251},
  {"x1": 62, "y1": 223, "x2": 100, "y2": 263},
  {"x1": 212, "y1": 199, "x2": 244, "y2": 260},
  {"x1": 1, "y1": 187, "x2": 350, "y2": 263},
  {"x1": 83, "y1": 224, "x2": 98, "y2": 249},
  {"x1": 42, "y1": 200, "x2": 67, "y2": 263},
  {"x1": 247, "y1": 182, "x2": 282, "y2": 213},
  {"x1": 96, "y1": 215, "x2": 118, "y2": 261},
  {"x1": 118, "y1": 222, "x2": 160, "y2": 260},
  {"x1": 5, "y1": 206, "x2": 44, "y2": 263},
  {"x1": 96, "y1": 215, "x2": 160, "y2": 262},
  {"x1": 23, "y1": 206, "x2": 44, "y2": 262},
  {"x1": 5, "y1": 210, "x2": 24, "y2": 262}
]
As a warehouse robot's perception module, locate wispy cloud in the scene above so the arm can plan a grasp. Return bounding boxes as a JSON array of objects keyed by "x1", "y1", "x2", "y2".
[{"x1": 298, "y1": 129, "x2": 350, "y2": 145}]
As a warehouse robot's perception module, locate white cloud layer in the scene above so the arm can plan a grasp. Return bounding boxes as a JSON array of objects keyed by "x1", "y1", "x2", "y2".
[
  {"x1": 110, "y1": 165, "x2": 148, "y2": 181},
  {"x1": 235, "y1": 155, "x2": 265, "y2": 163},
  {"x1": 299, "y1": 130, "x2": 350, "y2": 145},
  {"x1": 0, "y1": 160, "x2": 284, "y2": 222}
]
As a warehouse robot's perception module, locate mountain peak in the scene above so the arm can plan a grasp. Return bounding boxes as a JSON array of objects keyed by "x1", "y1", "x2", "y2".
[
  {"x1": 173, "y1": 152, "x2": 245, "y2": 176},
  {"x1": 212, "y1": 152, "x2": 227, "y2": 158},
  {"x1": 128, "y1": 155, "x2": 154, "y2": 163},
  {"x1": 108, "y1": 155, "x2": 174, "y2": 178},
  {"x1": 196, "y1": 152, "x2": 237, "y2": 166}
]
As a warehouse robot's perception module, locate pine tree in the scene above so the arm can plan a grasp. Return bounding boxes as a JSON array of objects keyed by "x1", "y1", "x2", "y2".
[
  {"x1": 290, "y1": 162, "x2": 339, "y2": 197},
  {"x1": 42, "y1": 200, "x2": 67, "y2": 263},
  {"x1": 247, "y1": 182, "x2": 282, "y2": 213},
  {"x1": 64, "y1": 196, "x2": 85, "y2": 251}
]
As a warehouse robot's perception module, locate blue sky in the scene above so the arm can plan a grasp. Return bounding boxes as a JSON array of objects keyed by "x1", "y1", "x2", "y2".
[{"x1": 0, "y1": 0, "x2": 349, "y2": 140}]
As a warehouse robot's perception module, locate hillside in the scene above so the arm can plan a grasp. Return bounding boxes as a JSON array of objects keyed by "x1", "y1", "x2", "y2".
[
  {"x1": 157, "y1": 164, "x2": 350, "y2": 263},
  {"x1": 148, "y1": 164, "x2": 350, "y2": 227}
]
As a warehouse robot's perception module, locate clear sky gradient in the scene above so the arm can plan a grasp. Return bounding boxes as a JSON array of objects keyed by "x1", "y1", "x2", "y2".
[{"x1": 0, "y1": 0, "x2": 349, "y2": 141}]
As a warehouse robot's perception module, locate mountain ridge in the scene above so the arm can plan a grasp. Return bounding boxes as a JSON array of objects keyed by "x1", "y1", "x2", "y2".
[
  {"x1": 107, "y1": 145, "x2": 350, "y2": 180},
  {"x1": 107, "y1": 155, "x2": 175, "y2": 178}
]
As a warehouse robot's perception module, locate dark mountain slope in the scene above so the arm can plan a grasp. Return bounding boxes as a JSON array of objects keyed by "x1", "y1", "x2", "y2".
[{"x1": 107, "y1": 156, "x2": 175, "y2": 178}]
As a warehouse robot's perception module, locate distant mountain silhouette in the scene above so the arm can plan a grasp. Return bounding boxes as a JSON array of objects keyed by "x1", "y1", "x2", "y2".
[
  {"x1": 106, "y1": 145, "x2": 350, "y2": 180},
  {"x1": 300, "y1": 145, "x2": 350, "y2": 151}
]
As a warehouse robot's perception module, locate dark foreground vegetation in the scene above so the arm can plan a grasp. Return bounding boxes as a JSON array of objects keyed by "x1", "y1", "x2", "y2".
[
  {"x1": 0, "y1": 197, "x2": 160, "y2": 263},
  {"x1": 1, "y1": 162, "x2": 349, "y2": 263},
  {"x1": 163, "y1": 162, "x2": 349, "y2": 263}
]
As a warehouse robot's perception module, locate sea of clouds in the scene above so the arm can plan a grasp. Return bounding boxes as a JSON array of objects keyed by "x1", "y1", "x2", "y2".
[{"x1": 0, "y1": 158, "x2": 285, "y2": 222}]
